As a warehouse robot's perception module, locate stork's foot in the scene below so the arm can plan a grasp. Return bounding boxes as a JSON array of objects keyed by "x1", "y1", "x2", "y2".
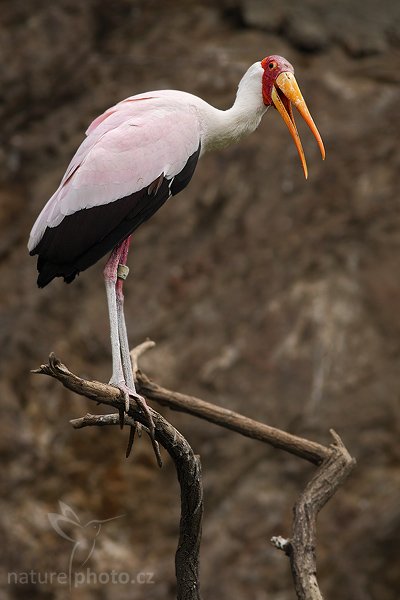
[
  {"x1": 109, "y1": 379, "x2": 161, "y2": 467},
  {"x1": 108, "y1": 379, "x2": 142, "y2": 432},
  {"x1": 109, "y1": 379, "x2": 141, "y2": 413}
]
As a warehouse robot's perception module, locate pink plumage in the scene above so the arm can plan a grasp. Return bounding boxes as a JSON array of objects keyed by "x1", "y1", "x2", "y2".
[{"x1": 29, "y1": 92, "x2": 202, "y2": 278}]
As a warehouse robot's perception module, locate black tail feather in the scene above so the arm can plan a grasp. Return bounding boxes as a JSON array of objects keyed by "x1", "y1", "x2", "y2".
[{"x1": 36, "y1": 256, "x2": 78, "y2": 288}]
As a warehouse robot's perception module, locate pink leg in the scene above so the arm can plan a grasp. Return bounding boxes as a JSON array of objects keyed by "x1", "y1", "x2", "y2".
[
  {"x1": 104, "y1": 243, "x2": 125, "y2": 384},
  {"x1": 104, "y1": 238, "x2": 138, "y2": 412},
  {"x1": 115, "y1": 237, "x2": 136, "y2": 389},
  {"x1": 104, "y1": 237, "x2": 156, "y2": 441}
]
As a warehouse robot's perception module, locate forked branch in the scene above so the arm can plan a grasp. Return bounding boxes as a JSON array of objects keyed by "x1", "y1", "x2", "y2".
[
  {"x1": 33, "y1": 343, "x2": 356, "y2": 600},
  {"x1": 272, "y1": 430, "x2": 356, "y2": 600}
]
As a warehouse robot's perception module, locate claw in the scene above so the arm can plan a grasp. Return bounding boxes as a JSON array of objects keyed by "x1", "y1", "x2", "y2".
[
  {"x1": 125, "y1": 424, "x2": 136, "y2": 458},
  {"x1": 118, "y1": 407, "x2": 125, "y2": 430},
  {"x1": 109, "y1": 380, "x2": 140, "y2": 411},
  {"x1": 109, "y1": 382, "x2": 130, "y2": 428},
  {"x1": 109, "y1": 380, "x2": 159, "y2": 465}
]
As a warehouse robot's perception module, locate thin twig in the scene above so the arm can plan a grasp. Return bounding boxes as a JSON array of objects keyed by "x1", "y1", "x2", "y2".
[{"x1": 131, "y1": 339, "x2": 156, "y2": 374}]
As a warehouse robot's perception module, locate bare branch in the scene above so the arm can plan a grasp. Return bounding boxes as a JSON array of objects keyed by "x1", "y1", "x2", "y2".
[
  {"x1": 128, "y1": 341, "x2": 356, "y2": 599},
  {"x1": 136, "y1": 371, "x2": 329, "y2": 465},
  {"x1": 272, "y1": 429, "x2": 356, "y2": 600},
  {"x1": 33, "y1": 353, "x2": 122, "y2": 405},
  {"x1": 35, "y1": 348, "x2": 356, "y2": 600},
  {"x1": 130, "y1": 339, "x2": 156, "y2": 374},
  {"x1": 35, "y1": 357, "x2": 202, "y2": 600},
  {"x1": 129, "y1": 341, "x2": 329, "y2": 465}
]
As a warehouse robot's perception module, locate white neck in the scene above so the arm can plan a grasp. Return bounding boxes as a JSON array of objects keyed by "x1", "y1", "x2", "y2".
[{"x1": 197, "y1": 62, "x2": 268, "y2": 153}]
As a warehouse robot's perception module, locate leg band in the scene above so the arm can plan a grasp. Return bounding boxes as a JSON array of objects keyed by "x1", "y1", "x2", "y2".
[{"x1": 117, "y1": 264, "x2": 130, "y2": 280}]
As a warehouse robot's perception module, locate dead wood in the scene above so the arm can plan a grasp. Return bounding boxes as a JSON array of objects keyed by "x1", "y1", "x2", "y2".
[{"x1": 33, "y1": 343, "x2": 356, "y2": 600}]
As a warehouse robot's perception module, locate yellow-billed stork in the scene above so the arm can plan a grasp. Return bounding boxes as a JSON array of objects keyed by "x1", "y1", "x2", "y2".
[{"x1": 29, "y1": 55, "x2": 325, "y2": 428}]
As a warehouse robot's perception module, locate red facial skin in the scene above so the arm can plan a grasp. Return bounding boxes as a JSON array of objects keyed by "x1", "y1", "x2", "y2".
[{"x1": 261, "y1": 55, "x2": 294, "y2": 106}]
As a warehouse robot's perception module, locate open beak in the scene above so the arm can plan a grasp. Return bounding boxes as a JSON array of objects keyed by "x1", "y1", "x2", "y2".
[{"x1": 271, "y1": 71, "x2": 325, "y2": 179}]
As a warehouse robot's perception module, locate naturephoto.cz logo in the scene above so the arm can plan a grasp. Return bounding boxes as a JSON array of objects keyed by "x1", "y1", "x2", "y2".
[
  {"x1": 8, "y1": 501, "x2": 155, "y2": 589},
  {"x1": 8, "y1": 569, "x2": 155, "y2": 588}
]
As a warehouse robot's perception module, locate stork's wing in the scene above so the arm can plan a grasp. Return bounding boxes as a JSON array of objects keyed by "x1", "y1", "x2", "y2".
[{"x1": 28, "y1": 96, "x2": 201, "y2": 287}]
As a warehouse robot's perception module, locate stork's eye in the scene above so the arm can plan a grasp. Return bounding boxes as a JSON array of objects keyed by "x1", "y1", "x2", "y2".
[{"x1": 268, "y1": 61, "x2": 277, "y2": 70}]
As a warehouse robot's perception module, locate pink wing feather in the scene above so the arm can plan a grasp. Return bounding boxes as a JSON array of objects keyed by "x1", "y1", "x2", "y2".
[{"x1": 28, "y1": 93, "x2": 201, "y2": 252}]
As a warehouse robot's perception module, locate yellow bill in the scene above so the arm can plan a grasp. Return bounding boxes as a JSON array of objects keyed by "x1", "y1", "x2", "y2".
[{"x1": 271, "y1": 71, "x2": 325, "y2": 179}]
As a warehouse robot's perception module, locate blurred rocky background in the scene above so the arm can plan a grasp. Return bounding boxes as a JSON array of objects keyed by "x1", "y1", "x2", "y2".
[{"x1": 1, "y1": 0, "x2": 400, "y2": 598}]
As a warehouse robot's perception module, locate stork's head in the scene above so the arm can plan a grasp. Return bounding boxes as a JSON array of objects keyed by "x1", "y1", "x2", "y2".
[{"x1": 261, "y1": 54, "x2": 325, "y2": 179}]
